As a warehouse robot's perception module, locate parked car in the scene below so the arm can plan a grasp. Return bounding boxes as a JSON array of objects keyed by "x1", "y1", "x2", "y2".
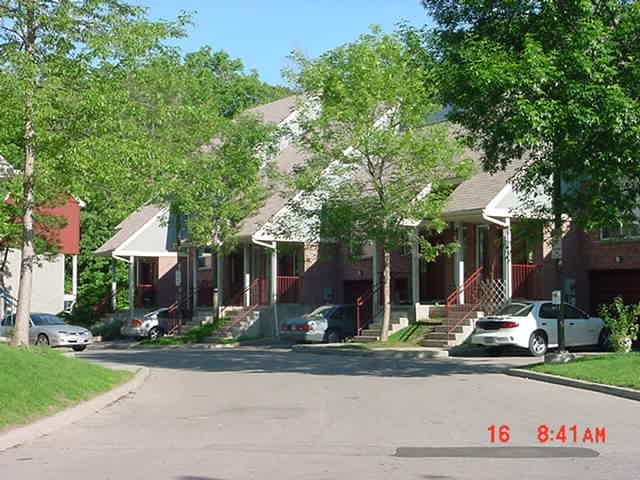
[
  {"x1": 470, "y1": 300, "x2": 606, "y2": 356},
  {"x1": 0, "y1": 313, "x2": 93, "y2": 351},
  {"x1": 280, "y1": 304, "x2": 356, "y2": 343},
  {"x1": 120, "y1": 307, "x2": 169, "y2": 340}
]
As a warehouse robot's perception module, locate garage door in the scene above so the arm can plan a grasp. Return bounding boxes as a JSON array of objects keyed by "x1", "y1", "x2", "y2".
[{"x1": 589, "y1": 269, "x2": 640, "y2": 314}]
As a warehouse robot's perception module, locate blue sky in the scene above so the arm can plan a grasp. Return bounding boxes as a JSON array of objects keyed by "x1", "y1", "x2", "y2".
[{"x1": 128, "y1": 1, "x2": 432, "y2": 86}]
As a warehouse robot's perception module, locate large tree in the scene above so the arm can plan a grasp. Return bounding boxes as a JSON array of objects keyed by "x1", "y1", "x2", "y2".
[
  {"x1": 420, "y1": 0, "x2": 640, "y2": 350},
  {"x1": 288, "y1": 28, "x2": 470, "y2": 340},
  {"x1": 0, "y1": 1, "x2": 279, "y2": 346}
]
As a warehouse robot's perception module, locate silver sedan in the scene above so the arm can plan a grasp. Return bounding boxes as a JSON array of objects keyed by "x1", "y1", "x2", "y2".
[{"x1": 0, "y1": 313, "x2": 93, "y2": 351}]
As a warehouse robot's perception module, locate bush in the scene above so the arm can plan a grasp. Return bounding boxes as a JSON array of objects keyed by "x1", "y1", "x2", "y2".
[
  {"x1": 598, "y1": 297, "x2": 640, "y2": 352},
  {"x1": 91, "y1": 318, "x2": 124, "y2": 341}
]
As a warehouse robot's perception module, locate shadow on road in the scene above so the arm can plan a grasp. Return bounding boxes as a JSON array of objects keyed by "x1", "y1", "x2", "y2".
[{"x1": 79, "y1": 346, "x2": 528, "y2": 379}]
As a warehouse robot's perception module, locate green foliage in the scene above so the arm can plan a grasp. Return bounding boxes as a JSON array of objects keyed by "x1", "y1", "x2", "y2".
[
  {"x1": 598, "y1": 296, "x2": 640, "y2": 352},
  {"x1": 286, "y1": 27, "x2": 471, "y2": 258},
  {"x1": 90, "y1": 317, "x2": 124, "y2": 341},
  {"x1": 420, "y1": 0, "x2": 640, "y2": 230},
  {"x1": 0, "y1": 343, "x2": 131, "y2": 429},
  {"x1": 0, "y1": 2, "x2": 289, "y2": 320}
]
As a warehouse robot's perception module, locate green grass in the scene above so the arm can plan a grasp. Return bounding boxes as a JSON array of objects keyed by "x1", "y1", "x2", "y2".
[
  {"x1": 0, "y1": 344, "x2": 132, "y2": 430},
  {"x1": 339, "y1": 322, "x2": 432, "y2": 349},
  {"x1": 529, "y1": 353, "x2": 640, "y2": 390},
  {"x1": 140, "y1": 320, "x2": 226, "y2": 346}
]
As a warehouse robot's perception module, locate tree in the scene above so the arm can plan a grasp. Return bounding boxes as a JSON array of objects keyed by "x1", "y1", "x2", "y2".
[
  {"x1": 287, "y1": 28, "x2": 470, "y2": 340},
  {"x1": 420, "y1": 0, "x2": 640, "y2": 351}
]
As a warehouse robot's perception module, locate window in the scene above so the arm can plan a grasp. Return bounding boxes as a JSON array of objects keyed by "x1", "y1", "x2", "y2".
[
  {"x1": 539, "y1": 303, "x2": 586, "y2": 319},
  {"x1": 601, "y1": 214, "x2": 640, "y2": 240},
  {"x1": 197, "y1": 248, "x2": 213, "y2": 270},
  {"x1": 1, "y1": 315, "x2": 14, "y2": 327}
]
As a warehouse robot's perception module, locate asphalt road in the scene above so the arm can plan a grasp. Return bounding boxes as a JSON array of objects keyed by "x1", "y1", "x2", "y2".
[{"x1": 1, "y1": 346, "x2": 639, "y2": 479}]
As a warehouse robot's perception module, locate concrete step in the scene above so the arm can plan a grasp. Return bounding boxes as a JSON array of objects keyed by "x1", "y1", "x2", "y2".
[
  {"x1": 427, "y1": 332, "x2": 456, "y2": 341},
  {"x1": 352, "y1": 335, "x2": 379, "y2": 343},
  {"x1": 433, "y1": 325, "x2": 463, "y2": 334},
  {"x1": 421, "y1": 339, "x2": 449, "y2": 348}
]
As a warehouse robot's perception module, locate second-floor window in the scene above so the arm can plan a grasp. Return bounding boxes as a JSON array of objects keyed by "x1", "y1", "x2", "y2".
[{"x1": 601, "y1": 221, "x2": 640, "y2": 241}]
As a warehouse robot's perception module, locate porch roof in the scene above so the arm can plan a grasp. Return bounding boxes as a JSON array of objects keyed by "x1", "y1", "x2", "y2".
[
  {"x1": 442, "y1": 160, "x2": 524, "y2": 222},
  {"x1": 95, "y1": 203, "x2": 177, "y2": 257}
]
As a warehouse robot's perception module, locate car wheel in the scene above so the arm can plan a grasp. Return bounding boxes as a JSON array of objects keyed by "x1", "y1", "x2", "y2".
[
  {"x1": 148, "y1": 327, "x2": 161, "y2": 340},
  {"x1": 528, "y1": 331, "x2": 548, "y2": 356},
  {"x1": 36, "y1": 334, "x2": 50, "y2": 347},
  {"x1": 72, "y1": 345, "x2": 87, "y2": 352},
  {"x1": 598, "y1": 329, "x2": 611, "y2": 351},
  {"x1": 325, "y1": 329, "x2": 342, "y2": 343}
]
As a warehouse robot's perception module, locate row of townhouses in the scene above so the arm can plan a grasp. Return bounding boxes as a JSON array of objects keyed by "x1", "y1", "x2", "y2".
[{"x1": 94, "y1": 96, "x2": 640, "y2": 345}]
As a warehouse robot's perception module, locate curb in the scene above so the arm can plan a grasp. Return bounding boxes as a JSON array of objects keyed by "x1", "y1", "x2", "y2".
[
  {"x1": 506, "y1": 368, "x2": 640, "y2": 402},
  {"x1": 291, "y1": 344, "x2": 448, "y2": 360},
  {"x1": 0, "y1": 366, "x2": 150, "y2": 452}
]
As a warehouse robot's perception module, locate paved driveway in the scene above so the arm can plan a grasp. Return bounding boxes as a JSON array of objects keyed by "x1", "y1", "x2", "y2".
[{"x1": 1, "y1": 347, "x2": 638, "y2": 479}]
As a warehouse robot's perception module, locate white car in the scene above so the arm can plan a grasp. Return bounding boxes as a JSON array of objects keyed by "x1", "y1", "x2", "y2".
[
  {"x1": 120, "y1": 308, "x2": 169, "y2": 340},
  {"x1": 471, "y1": 301, "x2": 606, "y2": 356}
]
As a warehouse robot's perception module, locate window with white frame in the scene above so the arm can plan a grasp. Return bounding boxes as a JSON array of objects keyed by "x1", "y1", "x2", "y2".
[
  {"x1": 197, "y1": 248, "x2": 213, "y2": 270},
  {"x1": 601, "y1": 215, "x2": 640, "y2": 241}
]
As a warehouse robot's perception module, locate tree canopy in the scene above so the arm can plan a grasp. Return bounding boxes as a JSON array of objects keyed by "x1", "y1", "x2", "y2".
[
  {"x1": 420, "y1": 0, "x2": 640, "y2": 229},
  {"x1": 287, "y1": 27, "x2": 470, "y2": 339}
]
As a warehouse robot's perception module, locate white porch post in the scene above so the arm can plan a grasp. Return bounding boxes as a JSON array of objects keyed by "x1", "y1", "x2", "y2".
[
  {"x1": 128, "y1": 256, "x2": 135, "y2": 318},
  {"x1": 243, "y1": 244, "x2": 251, "y2": 307},
  {"x1": 454, "y1": 222, "x2": 465, "y2": 304},
  {"x1": 372, "y1": 242, "x2": 380, "y2": 306},
  {"x1": 411, "y1": 235, "x2": 420, "y2": 306},
  {"x1": 110, "y1": 258, "x2": 117, "y2": 311},
  {"x1": 503, "y1": 218, "x2": 513, "y2": 300},
  {"x1": 216, "y1": 252, "x2": 224, "y2": 306},
  {"x1": 71, "y1": 255, "x2": 78, "y2": 299},
  {"x1": 270, "y1": 244, "x2": 278, "y2": 305},
  {"x1": 192, "y1": 249, "x2": 198, "y2": 311}
]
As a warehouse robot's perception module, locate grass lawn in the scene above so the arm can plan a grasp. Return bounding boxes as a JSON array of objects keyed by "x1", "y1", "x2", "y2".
[
  {"x1": 0, "y1": 344, "x2": 132, "y2": 430},
  {"x1": 341, "y1": 322, "x2": 432, "y2": 349},
  {"x1": 140, "y1": 321, "x2": 223, "y2": 346},
  {"x1": 529, "y1": 353, "x2": 640, "y2": 390}
]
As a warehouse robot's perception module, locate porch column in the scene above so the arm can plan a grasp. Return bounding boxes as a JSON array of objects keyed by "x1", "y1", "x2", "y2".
[
  {"x1": 192, "y1": 249, "x2": 198, "y2": 311},
  {"x1": 111, "y1": 258, "x2": 117, "y2": 311},
  {"x1": 270, "y1": 244, "x2": 278, "y2": 305},
  {"x1": 372, "y1": 242, "x2": 380, "y2": 306},
  {"x1": 71, "y1": 255, "x2": 78, "y2": 299},
  {"x1": 454, "y1": 222, "x2": 465, "y2": 304},
  {"x1": 243, "y1": 244, "x2": 251, "y2": 307},
  {"x1": 503, "y1": 218, "x2": 513, "y2": 299},
  {"x1": 411, "y1": 235, "x2": 420, "y2": 306},
  {"x1": 128, "y1": 256, "x2": 134, "y2": 318},
  {"x1": 216, "y1": 252, "x2": 224, "y2": 305}
]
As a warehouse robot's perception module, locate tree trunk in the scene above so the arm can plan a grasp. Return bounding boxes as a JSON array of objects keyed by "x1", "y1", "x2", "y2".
[
  {"x1": 11, "y1": 3, "x2": 37, "y2": 348},
  {"x1": 380, "y1": 248, "x2": 391, "y2": 341},
  {"x1": 553, "y1": 166, "x2": 566, "y2": 352}
]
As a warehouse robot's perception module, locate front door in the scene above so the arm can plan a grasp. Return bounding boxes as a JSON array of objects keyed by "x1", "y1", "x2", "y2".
[{"x1": 537, "y1": 303, "x2": 559, "y2": 346}]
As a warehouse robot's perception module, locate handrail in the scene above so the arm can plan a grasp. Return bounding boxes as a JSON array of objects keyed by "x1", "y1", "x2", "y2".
[
  {"x1": 0, "y1": 287, "x2": 18, "y2": 306},
  {"x1": 446, "y1": 266, "x2": 484, "y2": 306},
  {"x1": 355, "y1": 282, "x2": 385, "y2": 336},
  {"x1": 227, "y1": 278, "x2": 260, "y2": 307}
]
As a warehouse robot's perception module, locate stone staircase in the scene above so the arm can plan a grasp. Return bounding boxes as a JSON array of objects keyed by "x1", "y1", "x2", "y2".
[
  {"x1": 420, "y1": 304, "x2": 484, "y2": 349},
  {"x1": 207, "y1": 305, "x2": 263, "y2": 340},
  {"x1": 351, "y1": 305, "x2": 411, "y2": 343}
]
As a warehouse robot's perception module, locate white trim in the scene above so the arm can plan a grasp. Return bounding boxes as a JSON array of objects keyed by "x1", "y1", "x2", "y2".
[
  {"x1": 115, "y1": 207, "x2": 171, "y2": 256},
  {"x1": 485, "y1": 184, "x2": 513, "y2": 212},
  {"x1": 115, "y1": 251, "x2": 178, "y2": 258}
]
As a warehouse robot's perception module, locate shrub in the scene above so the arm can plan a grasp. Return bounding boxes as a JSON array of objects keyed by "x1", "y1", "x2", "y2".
[
  {"x1": 91, "y1": 318, "x2": 124, "y2": 341},
  {"x1": 598, "y1": 297, "x2": 640, "y2": 352}
]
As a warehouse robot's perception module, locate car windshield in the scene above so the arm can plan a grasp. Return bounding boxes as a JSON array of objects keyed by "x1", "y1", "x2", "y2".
[
  {"x1": 31, "y1": 314, "x2": 66, "y2": 326},
  {"x1": 496, "y1": 303, "x2": 533, "y2": 317},
  {"x1": 307, "y1": 306, "x2": 334, "y2": 319}
]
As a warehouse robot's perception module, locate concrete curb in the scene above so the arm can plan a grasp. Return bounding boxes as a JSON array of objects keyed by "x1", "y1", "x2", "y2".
[
  {"x1": 0, "y1": 366, "x2": 150, "y2": 452},
  {"x1": 291, "y1": 344, "x2": 448, "y2": 360},
  {"x1": 507, "y1": 368, "x2": 640, "y2": 402}
]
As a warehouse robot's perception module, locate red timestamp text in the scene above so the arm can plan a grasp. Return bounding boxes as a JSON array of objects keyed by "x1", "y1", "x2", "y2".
[{"x1": 488, "y1": 424, "x2": 607, "y2": 444}]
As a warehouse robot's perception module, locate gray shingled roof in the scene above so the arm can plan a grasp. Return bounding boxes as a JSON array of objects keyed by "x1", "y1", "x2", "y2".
[
  {"x1": 244, "y1": 96, "x2": 297, "y2": 125},
  {"x1": 0, "y1": 155, "x2": 16, "y2": 179},
  {"x1": 443, "y1": 158, "x2": 524, "y2": 215},
  {"x1": 95, "y1": 203, "x2": 165, "y2": 256},
  {"x1": 237, "y1": 145, "x2": 309, "y2": 238}
]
